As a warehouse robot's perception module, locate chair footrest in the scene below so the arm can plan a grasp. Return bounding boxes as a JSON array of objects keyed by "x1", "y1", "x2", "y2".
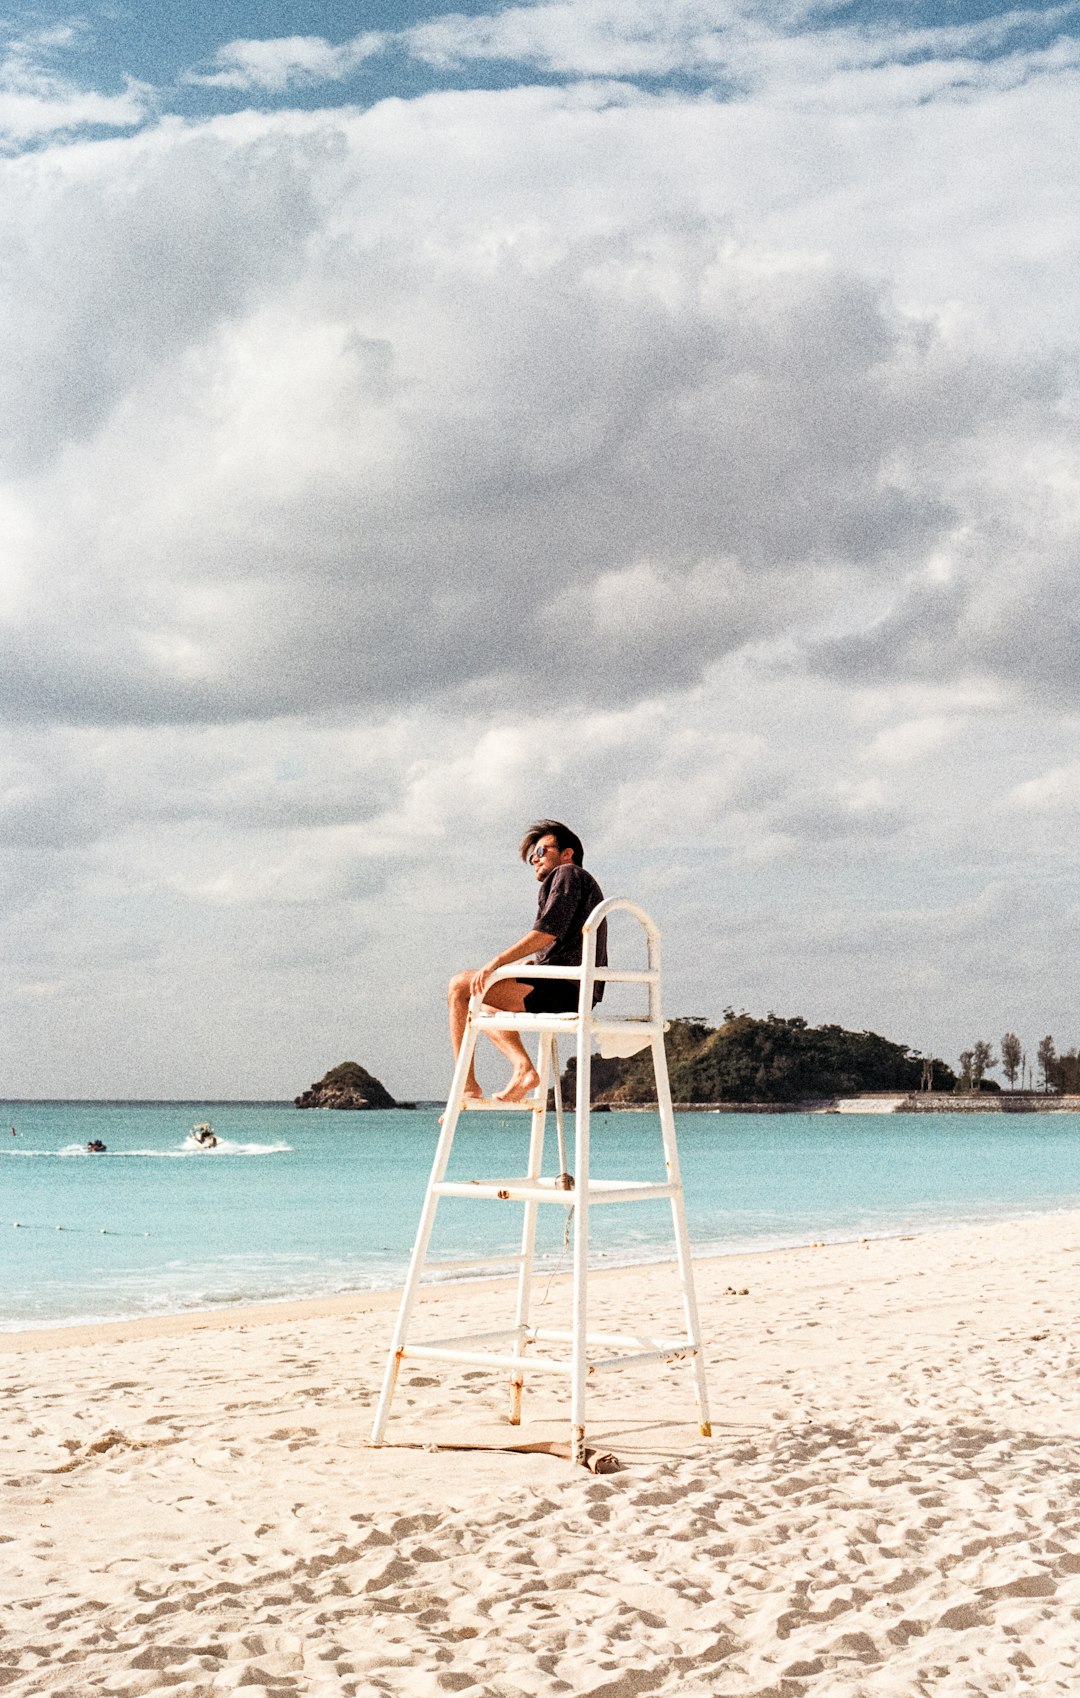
[
  {"x1": 458, "y1": 1096, "x2": 544, "y2": 1112},
  {"x1": 432, "y1": 1177, "x2": 678, "y2": 1204},
  {"x1": 400, "y1": 1332, "x2": 702, "y2": 1376}
]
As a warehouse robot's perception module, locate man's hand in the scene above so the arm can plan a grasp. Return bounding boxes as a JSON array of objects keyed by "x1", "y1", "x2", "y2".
[
  {"x1": 468, "y1": 930, "x2": 556, "y2": 1003},
  {"x1": 470, "y1": 962, "x2": 498, "y2": 999}
]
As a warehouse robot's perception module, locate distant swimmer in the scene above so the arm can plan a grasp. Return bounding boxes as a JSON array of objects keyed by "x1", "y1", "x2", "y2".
[{"x1": 10, "y1": 1126, "x2": 15, "y2": 1137}]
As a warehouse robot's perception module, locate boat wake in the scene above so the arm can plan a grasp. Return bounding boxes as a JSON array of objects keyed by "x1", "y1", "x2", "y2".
[
  {"x1": 41, "y1": 1141, "x2": 294, "y2": 1158},
  {"x1": 179, "y1": 1138, "x2": 292, "y2": 1156}
]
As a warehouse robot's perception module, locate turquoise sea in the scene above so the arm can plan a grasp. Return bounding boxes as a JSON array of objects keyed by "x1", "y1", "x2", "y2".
[{"x1": 4, "y1": 1102, "x2": 1080, "y2": 1332}]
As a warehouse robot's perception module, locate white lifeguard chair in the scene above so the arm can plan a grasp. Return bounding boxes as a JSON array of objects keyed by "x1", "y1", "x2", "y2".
[{"x1": 369, "y1": 899, "x2": 712, "y2": 1464}]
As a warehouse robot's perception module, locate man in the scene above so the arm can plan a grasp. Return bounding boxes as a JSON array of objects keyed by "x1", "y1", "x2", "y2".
[{"x1": 447, "y1": 820, "x2": 608, "y2": 1103}]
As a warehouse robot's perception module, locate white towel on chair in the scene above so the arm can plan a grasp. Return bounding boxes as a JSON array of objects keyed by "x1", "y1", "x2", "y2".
[{"x1": 597, "y1": 1029, "x2": 653, "y2": 1059}]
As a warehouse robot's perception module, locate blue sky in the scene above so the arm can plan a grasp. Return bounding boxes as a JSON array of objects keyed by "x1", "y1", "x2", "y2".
[
  {"x1": 3, "y1": 1, "x2": 496, "y2": 118},
  {"x1": 1, "y1": 0, "x2": 1079, "y2": 1095},
  {"x1": 5, "y1": 0, "x2": 1080, "y2": 146}
]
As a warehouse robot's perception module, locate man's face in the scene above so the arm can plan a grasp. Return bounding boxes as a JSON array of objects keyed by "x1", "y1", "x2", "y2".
[{"x1": 527, "y1": 834, "x2": 571, "y2": 880}]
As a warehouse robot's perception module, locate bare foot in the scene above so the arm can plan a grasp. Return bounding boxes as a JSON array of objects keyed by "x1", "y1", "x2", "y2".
[{"x1": 493, "y1": 1068, "x2": 541, "y2": 1103}]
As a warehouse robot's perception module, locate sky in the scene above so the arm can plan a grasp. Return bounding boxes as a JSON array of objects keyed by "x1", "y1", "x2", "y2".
[{"x1": 1, "y1": 0, "x2": 1079, "y2": 1100}]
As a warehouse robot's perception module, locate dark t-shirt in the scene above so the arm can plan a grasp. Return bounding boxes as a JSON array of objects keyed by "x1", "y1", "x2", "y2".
[{"x1": 533, "y1": 863, "x2": 608, "y2": 1000}]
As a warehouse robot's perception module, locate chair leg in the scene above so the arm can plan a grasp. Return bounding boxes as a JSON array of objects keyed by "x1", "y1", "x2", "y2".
[
  {"x1": 509, "y1": 1033, "x2": 550, "y2": 1423},
  {"x1": 370, "y1": 1016, "x2": 479, "y2": 1445},
  {"x1": 653, "y1": 1033, "x2": 712, "y2": 1437},
  {"x1": 570, "y1": 1030, "x2": 591, "y2": 1463}
]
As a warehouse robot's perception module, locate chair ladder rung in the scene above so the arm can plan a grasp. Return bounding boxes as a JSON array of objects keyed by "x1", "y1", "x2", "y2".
[
  {"x1": 398, "y1": 1338, "x2": 701, "y2": 1376},
  {"x1": 400, "y1": 1343, "x2": 571, "y2": 1375},
  {"x1": 458, "y1": 1096, "x2": 544, "y2": 1112},
  {"x1": 431, "y1": 1177, "x2": 676, "y2": 1204}
]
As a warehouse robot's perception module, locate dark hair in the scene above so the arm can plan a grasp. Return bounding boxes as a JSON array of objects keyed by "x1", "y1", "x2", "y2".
[{"x1": 519, "y1": 819, "x2": 584, "y2": 865}]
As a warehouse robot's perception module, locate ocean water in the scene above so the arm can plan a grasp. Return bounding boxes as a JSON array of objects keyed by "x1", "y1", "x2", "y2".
[{"x1": 3, "y1": 1101, "x2": 1080, "y2": 1332}]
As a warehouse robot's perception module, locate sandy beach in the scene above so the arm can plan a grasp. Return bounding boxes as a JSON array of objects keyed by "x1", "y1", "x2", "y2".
[{"x1": 4, "y1": 1212, "x2": 1080, "y2": 1695}]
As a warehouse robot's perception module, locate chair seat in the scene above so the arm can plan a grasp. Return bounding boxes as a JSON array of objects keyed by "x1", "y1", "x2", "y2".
[{"x1": 473, "y1": 1012, "x2": 659, "y2": 1034}]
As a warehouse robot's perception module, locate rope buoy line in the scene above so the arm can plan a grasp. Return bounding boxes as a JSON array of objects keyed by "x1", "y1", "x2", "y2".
[{"x1": 11, "y1": 1222, "x2": 150, "y2": 1235}]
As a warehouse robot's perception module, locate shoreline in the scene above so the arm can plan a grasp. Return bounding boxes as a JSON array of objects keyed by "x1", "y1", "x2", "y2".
[
  {"x1": 8, "y1": 1102, "x2": 1080, "y2": 1341},
  {"x1": 7, "y1": 1201, "x2": 1080, "y2": 1352}
]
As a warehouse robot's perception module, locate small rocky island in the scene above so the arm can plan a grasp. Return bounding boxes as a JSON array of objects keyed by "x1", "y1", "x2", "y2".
[{"x1": 294, "y1": 1060, "x2": 399, "y2": 1110}]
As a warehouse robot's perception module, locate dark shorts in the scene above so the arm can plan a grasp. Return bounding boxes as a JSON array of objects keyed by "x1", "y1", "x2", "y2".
[{"x1": 522, "y1": 979, "x2": 581, "y2": 1015}]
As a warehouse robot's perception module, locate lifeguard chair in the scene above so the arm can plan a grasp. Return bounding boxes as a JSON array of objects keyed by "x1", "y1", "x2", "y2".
[{"x1": 369, "y1": 899, "x2": 711, "y2": 1464}]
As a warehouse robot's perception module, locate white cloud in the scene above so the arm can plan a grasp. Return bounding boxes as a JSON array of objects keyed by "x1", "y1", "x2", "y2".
[
  {"x1": 0, "y1": 82, "x2": 150, "y2": 144},
  {"x1": 0, "y1": 91, "x2": 1062, "y2": 730},
  {"x1": 169, "y1": 5, "x2": 1080, "y2": 114},
  {"x1": 1007, "y1": 762, "x2": 1080, "y2": 812},
  {"x1": 865, "y1": 715, "x2": 958, "y2": 765},
  {"x1": 184, "y1": 33, "x2": 387, "y2": 92},
  {"x1": 3, "y1": 9, "x2": 1080, "y2": 1091},
  {"x1": 0, "y1": 23, "x2": 151, "y2": 147},
  {"x1": 404, "y1": 0, "x2": 1080, "y2": 99}
]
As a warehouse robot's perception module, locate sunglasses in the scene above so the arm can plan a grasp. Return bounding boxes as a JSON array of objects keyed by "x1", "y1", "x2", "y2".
[{"x1": 528, "y1": 841, "x2": 557, "y2": 865}]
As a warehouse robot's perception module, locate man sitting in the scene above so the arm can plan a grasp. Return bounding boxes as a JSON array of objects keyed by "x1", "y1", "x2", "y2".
[{"x1": 447, "y1": 819, "x2": 608, "y2": 1103}]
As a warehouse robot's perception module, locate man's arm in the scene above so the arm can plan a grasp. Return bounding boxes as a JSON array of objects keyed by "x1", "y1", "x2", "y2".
[{"x1": 470, "y1": 930, "x2": 556, "y2": 998}]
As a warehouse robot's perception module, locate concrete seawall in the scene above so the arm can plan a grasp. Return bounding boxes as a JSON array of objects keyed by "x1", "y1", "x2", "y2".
[
  {"x1": 603, "y1": 1094, "x2": 1080, "y2": 1114},
  {"x1": 883, "y1": 1093, "x2": 1080, "y2": 1114}
]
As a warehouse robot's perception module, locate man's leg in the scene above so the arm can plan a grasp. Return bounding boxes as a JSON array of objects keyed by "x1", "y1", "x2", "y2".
[
  {"x1": 447, "y1": 972, "x2": 540, "y2": 1101},
  {"x1": 448, "y1": 971, "x2": 485, "y2": 1098}
]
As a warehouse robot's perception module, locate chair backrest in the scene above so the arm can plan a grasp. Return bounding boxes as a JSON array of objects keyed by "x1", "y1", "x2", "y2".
[{"x1": 580, "y1": 897, "x2": 661, "y2": 1029}]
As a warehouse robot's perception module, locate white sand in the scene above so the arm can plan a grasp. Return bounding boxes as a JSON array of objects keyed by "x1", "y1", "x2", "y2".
[{"x1": 4, "y1": 1212, "x2": 1080, "y2": 1695}]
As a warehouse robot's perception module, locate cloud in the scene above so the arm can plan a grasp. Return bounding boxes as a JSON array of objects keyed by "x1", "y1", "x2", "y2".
[
  {"x1": 4, "y1": 9, "x2": 1080, "y2": 1091},
  {"x1": 1007, "y1": 761, "x2": 1080, "y2": 812},
  {"x1": 804, "y1": 498, "x2": 1080, "y2": 711},
  {"x1": 168, "y1": 5, "x2": 1080, "y2": 114},
  {"x1": 865, "y1": 714, "x2": 958, "y2": 765},
  {"x1": 404, "y1": 0, "x2": 1080, "y2": 97},
  {"x1": 183, "y1": 33, "x2": 387, "y2": 92},
  {"x1": 0, "y1": 121, "x2": 329, "y2": 474},
  {"x1": 767, "y1": 788, "x2": 906, "y2": 845},
  {"x1": 1, "y1": 652, "x2": 1076, "y2": 1095},
  {"x1": 0, "y1": 84, "x2": 1065, "y2": 734},
  {"x1": 0, "y1": 22, "x2": 152, "y2": 148}
]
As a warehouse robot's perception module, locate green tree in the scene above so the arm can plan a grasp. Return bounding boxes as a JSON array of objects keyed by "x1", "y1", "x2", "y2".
[
  {"x1": 1001, "y1": 1032, "x2": 1022, "y2": 1090},
  {"x1": 1037, "y1": 1035, "x2": 1057, "y2": 1093},
  {"x1": 971, "y1": 1040, "x2": 997, "y2": 1089},
  {"x1": 1051, "y1": 1049, "x2": 1080, "y2": 1093},
  {"x1": 957, "y1": 1049, "x2": 974, "y2": 1092}
]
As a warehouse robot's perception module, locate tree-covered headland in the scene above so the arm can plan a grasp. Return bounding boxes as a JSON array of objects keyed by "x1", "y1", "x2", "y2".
[{"x1": 567, "y1": 1012, "x2": 957, "y2": 1105}]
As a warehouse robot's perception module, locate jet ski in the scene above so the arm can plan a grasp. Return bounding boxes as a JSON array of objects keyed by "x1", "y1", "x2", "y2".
[
  {"x1": 86, "y1": 1140, "x2": 107, "y2": 1153},
  {"x1": 189, "y1": 1123, "x2": 218, "y2": 1149}
]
